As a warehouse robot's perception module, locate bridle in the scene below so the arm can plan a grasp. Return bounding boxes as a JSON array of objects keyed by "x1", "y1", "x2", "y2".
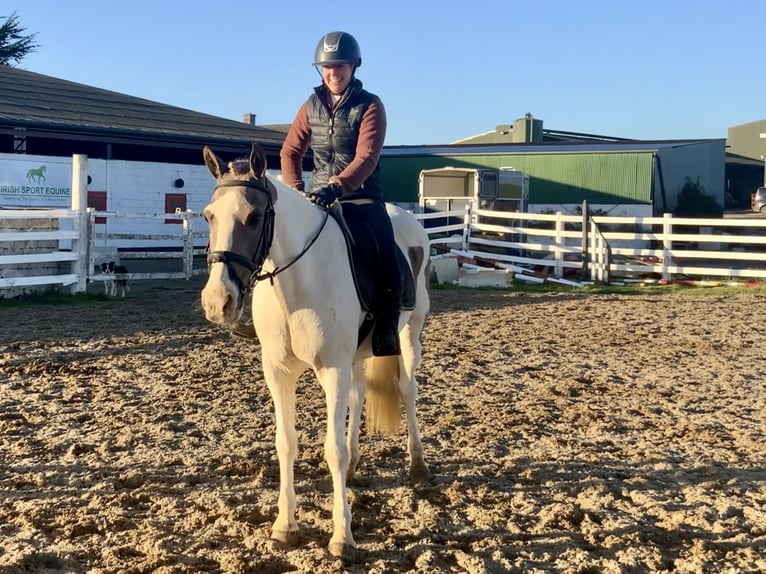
[{"x1": 206, "y1": 178, "x2": 330, "y2": 294}]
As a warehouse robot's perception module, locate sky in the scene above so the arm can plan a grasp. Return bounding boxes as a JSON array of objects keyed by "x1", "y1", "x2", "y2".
[{"x1": 8, "y1": 0, "x2": 766, "y2": 146}]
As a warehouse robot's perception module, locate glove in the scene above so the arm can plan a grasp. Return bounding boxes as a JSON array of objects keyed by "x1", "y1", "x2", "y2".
[{"x1": 310, "y1": 184, "x2": 342, "y2": 208}]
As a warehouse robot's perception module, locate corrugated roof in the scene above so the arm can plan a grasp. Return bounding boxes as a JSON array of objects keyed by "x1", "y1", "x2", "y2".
[
  {"x1": 0, "y1": 65, "x2": 285, "y2": 146},
  {"x1": 382, "y1": 139, "x2": 723, "y2": 157}
]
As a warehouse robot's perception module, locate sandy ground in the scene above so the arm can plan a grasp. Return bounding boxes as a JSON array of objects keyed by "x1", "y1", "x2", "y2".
[{"x1": 1, "y1": 277, "x2": 765, "y2": 573}]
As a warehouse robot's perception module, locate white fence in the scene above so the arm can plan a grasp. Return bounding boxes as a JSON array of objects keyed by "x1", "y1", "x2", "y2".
[
  {"x1": 418, "y1": 204, "x2": 766, "y2": 286},
  {"x1": 88, "y1": 209, "x2": 207, "y2": 286},
  {"x1": 0, "y1": 208, "x2": 82, "y2": 290},
  {"x1": 0, "y1": 155, "x2": 207, "y2": 296},
  {"x1": 0, "y1": 207, "x2": 207, "y2": 294},
  {"x1": 2, "y1": 156, "x2": 766, "y2": 295}
]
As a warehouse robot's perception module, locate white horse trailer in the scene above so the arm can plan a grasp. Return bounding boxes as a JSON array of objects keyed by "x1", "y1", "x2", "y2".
[{"x1": 418, "y1": 166, "x2": 529, "y2": 215}]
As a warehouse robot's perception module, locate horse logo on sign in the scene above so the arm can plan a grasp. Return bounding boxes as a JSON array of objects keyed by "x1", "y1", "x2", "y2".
[{"x1": 26, "y1": 165, "x2": 46, "y2": 183}]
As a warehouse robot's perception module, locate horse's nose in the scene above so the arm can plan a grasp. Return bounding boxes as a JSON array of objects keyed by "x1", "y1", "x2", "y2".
[{"x1": 201, "y1": 278, "x2": 238, "y2": 324}]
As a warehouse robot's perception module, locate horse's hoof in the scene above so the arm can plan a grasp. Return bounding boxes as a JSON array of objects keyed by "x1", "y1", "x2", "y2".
[
  {"x1": 328, "y1": 541, "x2": 357, "y2": 558},
  {"x1": 271, "y1": 529, "x2": 299, "y2": 546},
  {"x1": 410, "y1": 462, "x2": 432, "y2": 484}
]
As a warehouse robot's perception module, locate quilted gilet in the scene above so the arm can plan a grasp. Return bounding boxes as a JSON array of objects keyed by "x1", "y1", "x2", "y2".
[{"x1": 306, "y1": 79, "x2": 382, "y2": 198}]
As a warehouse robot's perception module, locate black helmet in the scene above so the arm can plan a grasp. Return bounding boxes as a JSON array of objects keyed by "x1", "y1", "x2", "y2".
[{"x1": 313, "y1": 31, "x2": 361, "y2": 68}]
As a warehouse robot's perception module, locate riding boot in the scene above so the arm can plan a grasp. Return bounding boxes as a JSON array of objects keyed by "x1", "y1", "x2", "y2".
[
  {"x1": 372, "y1": 311, "x2": 401, "y2": 356},
  {"x1": 373, "y1": 286, "x2": 401, "y2": 356},
  {"x1": 230, "y1": 321, "x2": 257, "y2": 339},
  {"x1": 230, "y1": 302, "x2": 257, "y2": 339}
]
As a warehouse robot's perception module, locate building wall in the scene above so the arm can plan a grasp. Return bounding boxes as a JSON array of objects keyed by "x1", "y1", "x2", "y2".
[
  {"x1": 726, "y1": 121, "x2": 766, "y2": 207},
  {"x1": 86, "y1": 158, "x2": 214, "y2": 248},
  {"x1": 654, "y1": 141, "x2": 726, "y2": 212},
  {"x1": 381, "y1": 140, "x2": 725, "y2": 214},
  {"x1": 727, "y1": 120, "x2": 766, "y2": 161},
  {"x1": 470, "y1": 152, "x2": 654, "y2": 204},
  {"x1": 1, "y1": 153, "x2": 218, "y2": 248}
]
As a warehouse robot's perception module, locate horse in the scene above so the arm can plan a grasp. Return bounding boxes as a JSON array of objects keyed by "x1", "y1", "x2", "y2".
[
  {"x1": 199, "y1": 144, "x2": 431, "y2": 556},
  {"x1": 26, "y1": 165, "x2": 46, "y2": 183}
]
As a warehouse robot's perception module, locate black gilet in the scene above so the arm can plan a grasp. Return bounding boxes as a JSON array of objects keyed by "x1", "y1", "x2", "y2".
[{"x1": 306, "y1": 79, "x2": 383, "y2": 199}]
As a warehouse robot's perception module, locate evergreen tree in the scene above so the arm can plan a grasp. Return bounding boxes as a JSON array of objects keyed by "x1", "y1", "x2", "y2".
[{"x1": 0, "y1": 11, "x2": 38, "y2": 66}]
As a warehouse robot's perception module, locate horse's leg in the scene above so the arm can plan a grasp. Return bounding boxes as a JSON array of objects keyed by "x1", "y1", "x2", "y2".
[
  {"x1": 317, "y1": 365, "x2": 355, "y2": 556},
  {"x1": 264, "y1": 364, "x2": 300, "y2": 546},
  {"x1": 346, "y1": 361, "x2": 366, "y2": 482},
  {"x1": 398, "y1": 320, "x2": 431, "y2": 483}
]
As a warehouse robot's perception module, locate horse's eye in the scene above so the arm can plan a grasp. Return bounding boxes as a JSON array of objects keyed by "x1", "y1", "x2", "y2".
[
  {"x1": 203, "y1": 210, "x2": 213, "y2": 224},
  {"x1": 246, "y1": 212, "x2": 260, "y2": 227}
]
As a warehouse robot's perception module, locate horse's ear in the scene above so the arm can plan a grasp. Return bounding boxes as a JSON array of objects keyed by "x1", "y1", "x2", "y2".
[
  {"x1": 248, "y1": 143, "x2": 268, "y2": 179},
  {"x1": 203, "y1": 146, "x2": 226, "y2": 179}
]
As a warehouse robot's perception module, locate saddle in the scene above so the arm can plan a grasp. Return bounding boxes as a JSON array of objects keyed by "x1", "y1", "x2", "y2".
[{"x1": 329, "y1": 203, "x2": 417, "y2": 347}]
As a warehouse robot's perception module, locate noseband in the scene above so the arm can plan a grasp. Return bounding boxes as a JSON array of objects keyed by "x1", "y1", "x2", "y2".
[{"x1": 206, "y1": 178, "x2": 330, "y2": 294}]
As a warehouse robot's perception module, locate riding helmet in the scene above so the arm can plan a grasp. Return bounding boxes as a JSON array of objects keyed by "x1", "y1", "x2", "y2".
[{"x1": 313, "y1": 31, "x2": 362, "y2": 68}]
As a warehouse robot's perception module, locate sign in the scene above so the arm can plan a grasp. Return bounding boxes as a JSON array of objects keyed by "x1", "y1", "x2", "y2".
[{"x1": 0, "y1": 157, "x2": 73, "y2": 207}]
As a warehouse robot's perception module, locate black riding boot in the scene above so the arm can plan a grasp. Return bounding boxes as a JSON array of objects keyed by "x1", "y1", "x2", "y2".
[
  {"x1": 372, "y1": 311, "x2": 401, "y2": 356},
  {"x1": 373, "y1": 286, "x2": 401, "y2": 356}
]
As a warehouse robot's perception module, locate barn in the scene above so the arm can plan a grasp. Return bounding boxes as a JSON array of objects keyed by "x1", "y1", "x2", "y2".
[
  {"x1": 0, "y1": 65, "x2": 297, "y2": 215},
  {"x1": 0, "y1": 68, "x2": 760, "y2": 218},
  {"x1": 380, "y1": 115, "x2": 727, "y2": 216}
]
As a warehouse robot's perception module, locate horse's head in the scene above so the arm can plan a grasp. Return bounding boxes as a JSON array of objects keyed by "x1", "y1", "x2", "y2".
[{"x1": 200, "y1": 143, "x2": 277, "y2": 328}]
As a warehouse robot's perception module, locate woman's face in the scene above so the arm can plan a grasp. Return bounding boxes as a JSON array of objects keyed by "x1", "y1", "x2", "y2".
[{"x1": 321, "y1": 63, "x2": 353, "y2": 95}]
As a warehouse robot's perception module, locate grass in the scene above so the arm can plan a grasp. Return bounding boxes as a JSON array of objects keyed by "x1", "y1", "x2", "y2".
[{"x1": 0, "y1": 290, "x2": 113, "y2": 308}]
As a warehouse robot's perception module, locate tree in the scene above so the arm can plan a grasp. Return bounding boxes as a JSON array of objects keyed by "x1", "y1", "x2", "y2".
[{"x1": 0, "y1": 10, "x2": 38, "y2": 66}]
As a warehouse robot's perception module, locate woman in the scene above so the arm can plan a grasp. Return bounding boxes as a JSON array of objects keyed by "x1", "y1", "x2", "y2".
[{"x1": 280, "y1": 31, "x2": 402, "y2": 356}]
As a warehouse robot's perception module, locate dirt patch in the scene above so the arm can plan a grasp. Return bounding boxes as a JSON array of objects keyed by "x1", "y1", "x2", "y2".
[{"x1": 1, "y1": 278, "x2": 766, "y2": 573}]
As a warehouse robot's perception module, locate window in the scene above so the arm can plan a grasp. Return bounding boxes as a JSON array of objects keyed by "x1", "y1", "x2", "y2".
[{"x1": 165, "y1": 193, "x2": 187, "y2": 224}]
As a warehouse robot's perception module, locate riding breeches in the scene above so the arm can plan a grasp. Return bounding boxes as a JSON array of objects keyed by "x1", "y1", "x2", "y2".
[{"x1": 340, "y1": 200, "x2": 403, "y2": 313}]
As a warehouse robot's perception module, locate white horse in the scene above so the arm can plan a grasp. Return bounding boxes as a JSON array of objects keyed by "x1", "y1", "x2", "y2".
[{"x1": 199, "y1": 144, "x2": 431, "y2": 556}]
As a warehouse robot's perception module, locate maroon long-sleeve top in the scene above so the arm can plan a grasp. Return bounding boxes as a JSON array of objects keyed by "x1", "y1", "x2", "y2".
[{"x1": 279, "y1": 94, "x2": 386, "y2": 196}]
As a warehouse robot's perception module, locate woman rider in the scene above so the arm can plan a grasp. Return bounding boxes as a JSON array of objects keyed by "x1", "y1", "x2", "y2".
[{"x1": 279, "y1": 31, "x2": 402, "y2": 356}]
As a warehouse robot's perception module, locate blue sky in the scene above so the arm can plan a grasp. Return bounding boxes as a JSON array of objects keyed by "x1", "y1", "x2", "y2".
[{"x1": 10, "y1": 0, "x2": 766, "y2": 145}]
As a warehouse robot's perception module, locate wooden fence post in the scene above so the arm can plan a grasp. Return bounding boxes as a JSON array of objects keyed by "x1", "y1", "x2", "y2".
[
  {"x1": 591, "y1": 219, "x2": 602, "y2": 282},
  {"x1": 580, "y1": 200, "x2": 590, "y2": 281},
  {"x1": 554, "y1": 212, "x2": 563, "y2": 277},
  {"x1": 182, "y1": 210, "x2": 193, "y2": 279},
  {"x1": 662, "y1": 213, "x2": 672, "y2": 281},
  {"x1": 461, "y1": 202, "x2": 472, "y2": 252},
  {"x1": 70, "y1": 154, "x2": 88, "y2": 294}
]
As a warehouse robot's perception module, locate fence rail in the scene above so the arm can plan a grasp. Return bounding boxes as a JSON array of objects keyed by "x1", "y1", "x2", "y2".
[
  {"x1": 417, "y1": 205, "x2": 766, "y2": 285},
  {"x1": 88, "y1": 210, "x2": 208, "y2": 286},
  {"x1": 4, "y1": 199, "x2": 766, "y2": 295}
]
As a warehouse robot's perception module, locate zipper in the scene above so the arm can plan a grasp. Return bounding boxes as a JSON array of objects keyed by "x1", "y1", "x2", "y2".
[{"x1": 325, "y1": 83, "x2": 354, "y2": 179}]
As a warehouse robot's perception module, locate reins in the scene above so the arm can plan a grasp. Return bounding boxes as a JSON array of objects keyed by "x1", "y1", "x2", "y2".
[{"x1": 206, "y1": 178, "x2": 330, "y2": 294}]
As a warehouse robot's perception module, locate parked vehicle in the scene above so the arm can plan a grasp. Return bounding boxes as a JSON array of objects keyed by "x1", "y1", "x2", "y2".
[{"x1": 752, "y1": 186, "x2": 766, "y2": 214}]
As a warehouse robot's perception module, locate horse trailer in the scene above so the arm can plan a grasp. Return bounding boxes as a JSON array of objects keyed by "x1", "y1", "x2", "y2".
[{"x1": 418, "y1": 166, "x2": 529, "y2": 215}]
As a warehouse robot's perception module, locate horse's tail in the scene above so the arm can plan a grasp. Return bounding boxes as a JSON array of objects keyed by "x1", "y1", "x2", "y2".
[{"x1": 363, "y1": 356, "x2": 401, "y2": 434}]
